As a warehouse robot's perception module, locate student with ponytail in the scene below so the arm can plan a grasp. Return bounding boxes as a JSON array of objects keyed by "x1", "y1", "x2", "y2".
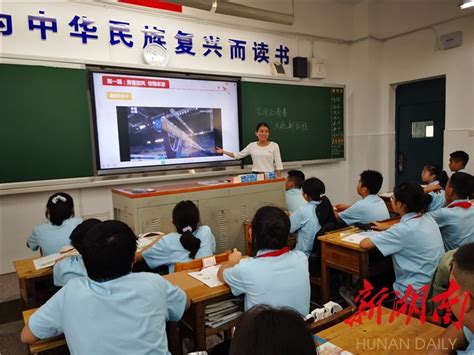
[
  {"x1": 138, "y1": 200, "x2": 216, "y2": 273},
  {"x1": 27, "y1": 192, "x2": 82, "y2": 256},
  {"x1": 429, "y1": 172, "x2": 474, "y2": 251},
  {"x1": 360, "y1": 181, "x2": 444, "y2": 305},
  {"x1": 421, "y1": 163, "x2": 449, "y2": 211},
  {"x1": 290, "y1": 177, "x2": 336, "y2": 256}
]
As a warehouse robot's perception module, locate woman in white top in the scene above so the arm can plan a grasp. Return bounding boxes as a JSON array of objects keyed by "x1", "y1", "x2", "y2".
[{"x1": 216, "y1": 122, "x2": 283, "y2": 177}]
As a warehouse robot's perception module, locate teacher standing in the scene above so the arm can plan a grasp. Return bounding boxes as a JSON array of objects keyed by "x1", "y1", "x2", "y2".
[{"x1": 216, "y1": 122, "x2": 283, "y2": 177}]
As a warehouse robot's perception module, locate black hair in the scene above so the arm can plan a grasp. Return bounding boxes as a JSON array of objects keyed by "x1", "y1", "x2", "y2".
[
  {"x1": 69, "y1": 218, "x2": 101, "y2": 255},
  {"x1": 423, "y1": 163, "x2": 449, "y2": 189},
  {"x1": 393, "y1": 181, "x2": 431, "y2": 213},
  {"x1": 449, "y1": 172, "x2": 474, "y2": 199},
  {"x1": 46, "y1": 192, "x2": 74, "y2": 226},
  {"x1": 81, "y1": 220, "x2": 137, "y2": 282},
  {"x1": 229, "y1": 305, "x2": 318, "y2": 355},
  {"x1": 251, "y1": 206, "x2": 289, "y2": 252},
  {"x1": 287, "y1": 170, "x2": 305, "y2": 189},
  {"x1": 302, "y1": 178, "x2": 337, "y2": 228},
  {"x1": 453, "y1": 243, "x2": 474, "y2": 292},
  {"x1": 359, "y1": 170, "x2": 384, "y2": 194},
  {"x1": 173, "y1": 200, "x2": 201, "y2": 259},
  {"x1": 255, "y1": 122, "x2": 270, "y2": 132},
  {"x1": 450, "y1": 151, "x2": 469, "y2": 167}
]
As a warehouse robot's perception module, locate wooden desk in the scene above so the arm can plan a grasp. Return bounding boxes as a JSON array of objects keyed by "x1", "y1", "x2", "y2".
[
  {"x1": 14, "y1": 258, "x2": 54, "y2": 309},
  {"x1": 316, "y1": 307, "x2": 444, "y2": 354},
  {"x1": 164, "y1": 269, "x2": 233, "y2": 352},
  {"x1": 22, "y1": 308, "x2": 66, "y2": 354},
  {"x1": 319, "y1": 218, "x2": 400, "y2": 302}
]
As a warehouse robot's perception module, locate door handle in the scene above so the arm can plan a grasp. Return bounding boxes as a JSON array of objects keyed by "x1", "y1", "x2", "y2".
[{"x1": 398, "y1": 153, "x2": 405, "y2": 173}]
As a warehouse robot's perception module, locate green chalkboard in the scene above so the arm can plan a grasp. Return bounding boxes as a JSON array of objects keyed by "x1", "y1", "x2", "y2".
[
  {"x1": 240, "y1": 81, "x2": 344, "y2": 163},
  {"x1": 0, "y1": 64, "x2": 93, "y2": 183}
]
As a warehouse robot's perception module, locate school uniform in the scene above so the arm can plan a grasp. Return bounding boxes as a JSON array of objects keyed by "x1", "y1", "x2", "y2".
[
  {"x1": 223, "y1": 249, "x2": 310, "y2": 315},
  {"x1": 290, "y1": 201, "x2": 321, "y2": 256},
  {"x1": 429, "y1": 200, "x2": 474, "y2": 251},
  {"x1": 285, "y1": 188, "x2": 307, "y2": 213},
  {"x1": 339, "y1": 194, "x2": 390, "y2": 225},
  {"x1": 53, "y1": 255, "x2": 86, "y2": 287},
  {"x1": 27, "y1": 217, "x2": 83, "y2": 256},
  {"x1": 233, "y1": 142, "x2": 283, "y2": 173},
  {"x1": 142, "y1": 225, "x2": 216, "y2": 273},
  {"x1": 426, "y1": 181, "x2": 446, "y2": 212},
  {"x1": 459, "y1": 326, "x2": 474, "y2": 354},
  {"x1": 28, "y1": 272, "x2": 186, "y2": 355},
  {"x1": 367, "y1": 212, "x2": 444, "y2": 301}
]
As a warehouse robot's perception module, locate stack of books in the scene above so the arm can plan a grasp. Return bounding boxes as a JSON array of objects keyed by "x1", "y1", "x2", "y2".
[{"x1": 205, "y1": 299, "x2": 243, "y2": 329}]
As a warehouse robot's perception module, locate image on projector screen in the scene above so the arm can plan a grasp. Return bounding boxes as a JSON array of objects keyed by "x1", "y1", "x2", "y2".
[{"x1": 116, "y1": 106, "x2": 223, "y2": 161}]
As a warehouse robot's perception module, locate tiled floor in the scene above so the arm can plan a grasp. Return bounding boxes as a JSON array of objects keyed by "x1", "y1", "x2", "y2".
[{"x1": 0, "y1": 273, "x2": 20, "y2": 303}]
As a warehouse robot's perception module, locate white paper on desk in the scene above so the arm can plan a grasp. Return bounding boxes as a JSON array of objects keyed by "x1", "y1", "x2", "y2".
[
  {"x1": 379, "y1": 192, "x2": 393, "y2": 198},
  {"x1": 188, "y1": 265, "x2": 224, "y2": 288},
  {"x1": 33, "y1": 253, "x2": 62, "y2": 270},
  {"x1": 317, "y1": 341, "x2": 353, "y2": 354},
  {"x1": 137, "y1": 237, "x2": 158, "y2": 251},
  {"x1": 341, "y1": 233, "x2": 371, "y2": 244}
]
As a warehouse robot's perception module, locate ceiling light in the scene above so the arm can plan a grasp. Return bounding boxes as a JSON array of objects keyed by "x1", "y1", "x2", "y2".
[{"x1": 460, "y1": 0, "x2": 474, "y2": 9}]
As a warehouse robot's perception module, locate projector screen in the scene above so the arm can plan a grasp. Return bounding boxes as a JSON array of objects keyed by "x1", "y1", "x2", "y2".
[{"x1": 89, "y1": 70, "x2": 240, "y2": 175}]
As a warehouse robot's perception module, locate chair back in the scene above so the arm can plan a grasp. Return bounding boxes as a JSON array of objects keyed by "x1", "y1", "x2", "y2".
[
  {"x1": 174, "y1": 250, "x2": 231, "y2": 272},
  {"x1": 309, "y1": 306, "x2": 356, "y2": 334}
]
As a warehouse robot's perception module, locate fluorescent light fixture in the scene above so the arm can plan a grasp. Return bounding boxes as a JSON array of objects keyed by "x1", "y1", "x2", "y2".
[{"x1": 460, "y1": 0, "x2": 474, "y2": 9}]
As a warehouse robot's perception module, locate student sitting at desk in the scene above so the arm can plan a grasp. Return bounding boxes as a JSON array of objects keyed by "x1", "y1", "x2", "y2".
[
  {"x1": 428, "y1": 172, "x2": 474, "y2": 251},
  {"x1": 359, "y1": 182, "x2": 444, "y2": 305},
  {"x1": 449, "y1": 150, "x2": 469, "y2": 173},
  {"x1": 137, "y1": 200, "x2": 216, "y2": 273},
  {"x1": 290, "y1": 177, "x2": 336, "y2": 257},
  {"x1": 428, "y1": 243, "x2": 474, "y2": 355},
  {"x1": 217, "y1": 206, "x2": 310, "y2": 316},
  {"x1": 421, "y1": 163, "x2": 448, "y2": 212},
  {"x1": 21, "y1": 220, "x2": 189, "y2": 355},
  {"x1": 335, "y1": 170, "x2": 389, "y2": 226},
  {"x1": 53, "y1": 218, "x2": 100, "y2": 287},
  {"x1": 285, "y1": 169, "x2": 307, "y2": 213},
  {"x1": 27, "y1": 192, "x2": 82, "y2": 256}
]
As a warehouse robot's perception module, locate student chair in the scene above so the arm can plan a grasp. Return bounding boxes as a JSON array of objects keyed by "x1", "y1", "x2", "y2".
[
  {"x1": 174, "y1": 250, "x2": 232, "y2": 272},
  {"x1": 308, "y1": 305, "x2": 356, "y2": 334}
]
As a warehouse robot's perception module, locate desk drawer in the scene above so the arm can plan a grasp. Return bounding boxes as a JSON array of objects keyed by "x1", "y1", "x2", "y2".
[{"x1": 323, "y1": 244, "x2": 361, "y2": 274}]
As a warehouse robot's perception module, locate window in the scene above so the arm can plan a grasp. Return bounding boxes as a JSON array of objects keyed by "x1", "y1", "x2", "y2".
[{"x1": 412, "y1": 121, "x2": 434, "y2": 138}]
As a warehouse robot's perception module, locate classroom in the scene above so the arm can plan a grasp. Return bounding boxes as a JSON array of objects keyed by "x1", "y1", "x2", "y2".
[{"x1": 1, "y1": 0, "x2": 474, "y2": 354}]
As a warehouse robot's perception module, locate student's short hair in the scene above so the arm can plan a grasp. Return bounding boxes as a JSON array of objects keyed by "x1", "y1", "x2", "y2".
[
  {"x1": 255, "y1": 122, "x2": 270, "y2": 132},
  {"x1": 287, "y1": 170, "x2": 305, "y2": 189},
  {"x1": 46, "y1": 192, "x2": 74, "y2": 226},
  {"x1": 70, "y1": 218, "x2": 101, "y2": 255},
  {"x1": 423, "y1": 163, "x2": 449, "y2": 189},
  {"x1": 229, "y1": 305, "x2": 318, "y2": 355},
  {"x1": 360, "y1": 170, "x2": 383, "y2": 194},
  {"x1": 393, "y1": 181, "x2": 431, "y2": 213},
  {"x1": 251, "y1": 206, "x2": 289, "y2": 252},
  {"x1": 449, "y1": 172, "x2": 474, "y2": 199},
  {"x1": 81, "y1": 220, "x2": 137, "y2": 282},
  {"x1": 450, "y1": 151, "x2": 469, "y2": 167},
  {"x1": 453, "y1": 243, "x2": 474, "y2": 293}
]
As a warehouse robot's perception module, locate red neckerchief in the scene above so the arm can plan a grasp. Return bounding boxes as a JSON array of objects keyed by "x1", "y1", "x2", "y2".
[
  {"x1": 257, "y1": 247, "x2": 290, "y2": 258},
  {"x1": 447, "y1": 201, "x2": 472, "y2": 209}
]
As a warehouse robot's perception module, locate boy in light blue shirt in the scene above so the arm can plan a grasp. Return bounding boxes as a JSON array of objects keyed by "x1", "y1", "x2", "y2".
[
  {"x1": 27, "y1": 192, "x2": 82, "y2": 256},
  {"x1": 285, "y1": 170, "x2": 307, "y2": 213},
  {"x1": 429, "y1": 172, "x2": 474, "y2": 251},
  {"x1": 218, "y1": 206, "x2": 310, "y2": 316},
  {"x1": 137, "y1": 200, "x2": 216, "y2": 273},
  {"x1": 336, "y1": 170, "x2": 390, "y2": 226},
  {"x1": 360, "y1": 182, "x2": 444, "y2": 305},
  {"x1": 22, "y1": 220, "x2": 189, "y2": 355},
  {"x1": 449, "y1": 150, "x2": 469, "y2": 174},
  {"x1": 53, "y1": 219, "x2": 100, "y2": 287}
]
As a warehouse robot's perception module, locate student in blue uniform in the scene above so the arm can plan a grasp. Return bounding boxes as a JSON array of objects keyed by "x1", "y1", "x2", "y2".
[
  {"x1": 217, "y1": 206, "x2": 310, "y2": 315},
  {"x1": 53, "y1": 218, "x2": 100, "y2": 287},
  {"x1": 428, "y1": 243, "x2": 474, "y2": 355},
  {"x1": 335, "y1": 170, "x2": 389, "y2": 226},
  {"x1": 21, "y1": 220, "x2": 189, "y2": 355},
  {"x1": 290, "y1": 177, "x2": 336, "y2": 256},
  {"x1": 285, "y1": 169, "x2": 307, "y2": 213},
  {"x1": 421, "y1": 163, "x2": 448, "y2": 211},
  {"x1": 359, "y1": 181, "x2": 444, "y2": 304},
  {"x1": 138, "y1": 200, "x2": 216, "y2": 273},
  {"x1": 428, "y1": 172, "x2": 474, "y2": 251},
  {"x1": 449, "y1": 150, "x2": 469, "y2": 173},
  {"x1": 27, "y1": 192, "x2": 82, "y2": 256}
]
